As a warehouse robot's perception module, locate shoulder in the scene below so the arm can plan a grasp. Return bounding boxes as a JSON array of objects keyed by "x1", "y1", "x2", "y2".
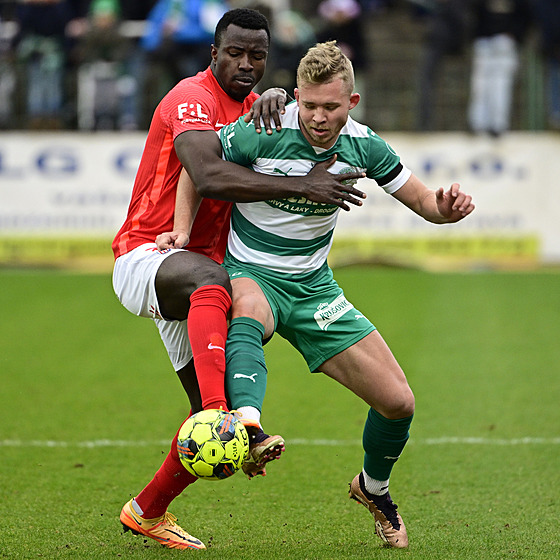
[
  {"x1": 280, "y1": 101, "x2": 299, "y2": 129},
  {"x1": 343, "y1": 118, "x2": 398, "y2": 157},
  {"x1": 163, "y1": 73, "x2": 214, "y2": 107},
  {"x1": 160, "y1": 72, "x2": 218, "y2": 129},
  {"x1": 343, "y1": 115, "x2": 371, "y2": 137},
  {"x1": 221, "y1": 117, "x2": 259, "y2": 151},
  {"x1": 223, "y1": 104, "x2": 295, "y2": 145},
  {"x1": 338, "y1": 117, "x2": 404, "y2": 178},
  {"x1": 335, "y1": 118, "x2": 382, "y2": 161}
]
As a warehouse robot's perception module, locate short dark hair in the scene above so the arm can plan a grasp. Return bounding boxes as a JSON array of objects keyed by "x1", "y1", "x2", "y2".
[{"x1": 214, "y1": 8, "x2": 270, "y2": 47}]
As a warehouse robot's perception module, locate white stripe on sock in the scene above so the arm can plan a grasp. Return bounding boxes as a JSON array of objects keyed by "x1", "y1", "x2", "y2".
[{"x1": 362, "y1": 469, "x2": 390, "y2": 496}]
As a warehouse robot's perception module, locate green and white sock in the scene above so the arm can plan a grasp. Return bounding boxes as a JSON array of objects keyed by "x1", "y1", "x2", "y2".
[
  {"x1": 362, "y1": 407, "x2": 413, "y2": 492},
  {"x1": 362, "y1": 472, "x2": 391, "y2": 496},
  {"x1": 235, "y1": 406, "x2": 261, "y2": 427}
]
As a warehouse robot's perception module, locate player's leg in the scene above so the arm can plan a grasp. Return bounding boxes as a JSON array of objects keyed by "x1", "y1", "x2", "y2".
[
  {"x1": 226, "y1": 276, "x2": 284, "y2": 477},
  {"x1": 320, "y1": 331, "x2": 413, "y2": 548},
  {"x1": 176, "y1": 360, "x2": 202, "y2": 413},
  {"x1": 120, "y1": 419, "x2": 205, "y2": 550},
  {"x1": 156, "y1": 250, "x2": 232, "y2": 411},
  {"x1": 120, "y1": 325, "x2": 208, "y2": 549},
  {"x1": 320, "y1": 330, "x2": 414, "y2": 419},
  {"x1": 226, "y1": 276, "x2": 275, "y2": 423},
  {"x1": 114, "y1": 248, "x2": 215, "y2": 548},
  {"x1": 113, "y1": 245, "x2": 230, "y2": 411}
]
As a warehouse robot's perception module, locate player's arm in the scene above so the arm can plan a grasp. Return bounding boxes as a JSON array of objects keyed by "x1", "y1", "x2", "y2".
[
  {"x1": 391, "y1": 173, "x2": 475, "y2": 224},
  {"x1": 155, "y1": 169, "x2": 202, "y2": 250},
  {"x1": 174, "y1": 131, "x2": 366, "y2": 212}
]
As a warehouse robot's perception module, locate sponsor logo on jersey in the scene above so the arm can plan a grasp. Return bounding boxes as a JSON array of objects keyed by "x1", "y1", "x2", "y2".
[
  {"x1": 266, "y1": 196, "x2": 337, "y2": 216},
  {"x1": 264, "y1": 166, "x2": 363, "y2": 216},
  {"x1": 177, "y1": 102, "x2": 210, "y2": 125},
  {"x1": 314, "y1": 294, "x2": 354, "y2": 331}
]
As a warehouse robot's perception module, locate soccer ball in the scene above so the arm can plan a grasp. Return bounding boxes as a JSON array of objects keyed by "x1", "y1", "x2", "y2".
[{"x1": 177, "y1": 409, "x2": 249, "y2": 480}]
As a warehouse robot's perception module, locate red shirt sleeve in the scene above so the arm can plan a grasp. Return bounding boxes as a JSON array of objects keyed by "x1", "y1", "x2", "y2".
[{"x1": 159, "y1": 80, "x2": 218, "y2": 139}]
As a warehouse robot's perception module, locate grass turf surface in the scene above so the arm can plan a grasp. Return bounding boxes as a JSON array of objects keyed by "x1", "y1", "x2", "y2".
[{"x1": 1, "y1": 267, "x2": 559, "y2": 559}]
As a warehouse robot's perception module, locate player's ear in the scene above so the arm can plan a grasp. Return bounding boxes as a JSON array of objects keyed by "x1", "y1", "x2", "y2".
[
  {"x1": 294, "y1": 88, "x2": 300, "y2": 103},
  {"x1": 349, "y1": 92, "x2": 360, "y2": 110}
]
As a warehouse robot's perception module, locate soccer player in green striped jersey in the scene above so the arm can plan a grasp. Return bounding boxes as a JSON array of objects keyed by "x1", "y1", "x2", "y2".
[{"x1": 160, "y1": 40, "x2": 474, "y2": 549}]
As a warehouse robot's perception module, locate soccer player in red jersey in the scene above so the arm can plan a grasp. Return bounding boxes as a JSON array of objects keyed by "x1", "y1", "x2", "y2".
[{"x1": 114, "y1": 9, "x2": 366, "y2": 550}]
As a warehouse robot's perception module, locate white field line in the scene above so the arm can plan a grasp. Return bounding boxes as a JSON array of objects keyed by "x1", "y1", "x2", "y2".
[{"x1": 1, "y1": 437, "x2": 559, "y2": 448}]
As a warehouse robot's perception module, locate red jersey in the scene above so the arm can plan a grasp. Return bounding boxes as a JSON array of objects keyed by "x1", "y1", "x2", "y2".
[{"x1": 112, "y1": 67, "x2": 259, "y2": 262}]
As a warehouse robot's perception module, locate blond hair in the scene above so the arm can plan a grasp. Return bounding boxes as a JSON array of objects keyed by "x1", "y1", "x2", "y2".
[{"x1": 296, "y1": 41, "x2": 355, "y2": 94}]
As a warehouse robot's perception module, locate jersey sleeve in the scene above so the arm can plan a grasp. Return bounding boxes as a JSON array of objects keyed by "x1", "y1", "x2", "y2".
[
  {"x1": 219, "y1": 117, "x2": 259, "y2": 168},
  {"x1": 366, "y1": 133, "x2": 412, "y2": 194},
  {"x1": 159, "y1": 81, "x2": 218, "y2": 139}
]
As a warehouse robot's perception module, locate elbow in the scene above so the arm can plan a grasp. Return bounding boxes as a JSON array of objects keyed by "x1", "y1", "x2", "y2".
[
  {"x1": 195, "y1": 177, "x2": 230, "y2": 201},
  {"x1": 188, "y1": 167, "x2": 216, "y2": 198},
  {"x1": 195, "y1": 180, "x2": 214, "y2": 198}
]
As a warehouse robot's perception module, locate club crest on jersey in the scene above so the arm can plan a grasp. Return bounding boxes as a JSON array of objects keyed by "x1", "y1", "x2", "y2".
[
  {"x1": 338, "y1": 166, "x2": 361, "y2": 187},
  {"x1": 314, "y1": 294, "x2": 354, "y2": 331}
]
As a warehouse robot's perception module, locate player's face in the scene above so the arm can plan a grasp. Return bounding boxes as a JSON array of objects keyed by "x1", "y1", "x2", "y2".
[
  {"x1": 211, "y1": 24, "x2": 269, "y2": 102},
  {"x1": 295, "y1": 78, "x2": 360, "y2": 149}
]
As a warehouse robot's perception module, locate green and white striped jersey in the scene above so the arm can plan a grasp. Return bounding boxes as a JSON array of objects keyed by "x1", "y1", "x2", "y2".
[{"x1": 220, "y1": 101, "x2": 411, "y2": 274}]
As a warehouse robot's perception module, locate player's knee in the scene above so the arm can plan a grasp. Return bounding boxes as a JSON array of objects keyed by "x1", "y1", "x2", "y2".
[
  {"x1": 157, "y1": 252, "x2": 230, "y2": 294},
  {"x1": 156, "y1": 253, "x2": 231, "y2": 319},
  {"x1": 385, "y1": 388, "x2": 415, "y2": 420},
  {"x1": 231, "y1": 288, "x2": 272, "y2": 332},
  {"x1": 400, "y1": 389, "x2": 415, "y2": 418},
  {"x1": 195, "y1": 263, "x2": 231, "y2": 292}
]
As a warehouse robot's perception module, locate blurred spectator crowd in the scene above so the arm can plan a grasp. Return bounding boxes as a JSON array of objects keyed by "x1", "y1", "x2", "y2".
[{"x1": 0, "y1": 0, "x2": 558, "y2": 133}]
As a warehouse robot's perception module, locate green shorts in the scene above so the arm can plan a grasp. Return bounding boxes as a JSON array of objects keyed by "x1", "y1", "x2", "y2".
[{"x1": 223, "y1": 253, "x2": 376, "y2": 372}]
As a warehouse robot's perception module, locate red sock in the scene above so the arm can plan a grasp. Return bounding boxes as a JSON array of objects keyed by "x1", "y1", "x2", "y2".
[
  {"x1": 187, "y1": 285, "x2": 231, "y2": 411},
  {"x1": 135, "y1": 423, "x2": 198, "y2": 519}
]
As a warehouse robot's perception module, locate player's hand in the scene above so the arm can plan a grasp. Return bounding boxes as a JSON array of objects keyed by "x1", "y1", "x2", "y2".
[
  {"x1": 303, "y1": 154, "x2": 366, "y2": 211},
  {"x1": 243, "y1": 88, "x2": 288, "y2": 135},
  {"x1": 435, "y1": 183, "x2": 475, "y2": 222},
  {"x1": 155, "y1": 231, "x2": 189, "y2": 250}
]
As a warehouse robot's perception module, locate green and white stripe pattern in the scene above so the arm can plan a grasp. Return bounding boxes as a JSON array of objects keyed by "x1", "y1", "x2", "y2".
[{"x1": 220, "y1": 102, "x2": 411, "y2": 274}]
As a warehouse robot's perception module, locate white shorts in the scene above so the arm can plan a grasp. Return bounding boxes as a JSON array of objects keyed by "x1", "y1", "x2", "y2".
[{"x1": 113, "y1": 243, "x2": 192, "y2": 371}]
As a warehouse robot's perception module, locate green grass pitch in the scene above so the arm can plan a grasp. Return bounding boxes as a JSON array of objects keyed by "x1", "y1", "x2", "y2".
[{"x1": 1, "y1": 267, "x2": 559, "y2": 559}]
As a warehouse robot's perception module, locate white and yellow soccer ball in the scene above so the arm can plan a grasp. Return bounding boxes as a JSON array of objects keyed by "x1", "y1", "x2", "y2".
[{"x1": 177, "y1": 409, "x2": 249, "y2": 480}]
